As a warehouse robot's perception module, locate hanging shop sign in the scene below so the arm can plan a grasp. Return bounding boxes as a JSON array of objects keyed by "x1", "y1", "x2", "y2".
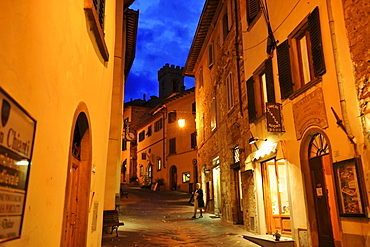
[
  {"x1": 266, "y1": 103, "x2": 283, "y2": 132},
  {"x1": 0, "y1": 88, "x2": 36, "y2": 243},
  {"x1": 293, "y1": 88, "x2": 328, "y2": 140}
]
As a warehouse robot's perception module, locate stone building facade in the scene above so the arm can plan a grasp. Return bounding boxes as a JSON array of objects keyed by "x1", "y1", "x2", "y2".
[{"x1": 184, "y1": 0, "x2": 249, "y2": 224}]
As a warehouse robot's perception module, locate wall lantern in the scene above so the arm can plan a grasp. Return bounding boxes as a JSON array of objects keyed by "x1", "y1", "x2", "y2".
[
  {"x1": 248, "y1": 137, "x2": 267, "y2": 144},
  {"x1": 178, "y1": 118, "x2": 185, "y2": 128},
  {"x1": 203, "y1": 164, "x2": 210, "y2": 174}
]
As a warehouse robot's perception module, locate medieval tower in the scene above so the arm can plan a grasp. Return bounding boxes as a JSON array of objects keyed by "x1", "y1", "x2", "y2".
[{"x1": 158, "y1": 63, "x2": 185, "y2": 98}]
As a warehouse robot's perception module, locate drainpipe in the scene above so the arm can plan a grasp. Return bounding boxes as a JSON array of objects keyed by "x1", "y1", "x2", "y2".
[
  {"x1": 325, "y1": 0, "x2": 357, "y2": 156},
  {"x1": 234, "y1": 0, "x2": 244, "y2": 118}
]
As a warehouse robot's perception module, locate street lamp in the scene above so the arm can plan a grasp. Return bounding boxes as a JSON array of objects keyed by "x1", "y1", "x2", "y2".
[{"x1": 178, "y1": 118, "x2": 185, "y2": 128}]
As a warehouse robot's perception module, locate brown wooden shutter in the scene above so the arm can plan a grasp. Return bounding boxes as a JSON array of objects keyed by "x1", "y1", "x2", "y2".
[
  {"x1": 265, "y1": 57, "x2": 275, "y2": 103},
  {"x1": 247, "y1": 0, "x2": 260, "y2": 24},
  {"x1": 277, "y1": 40, "x2": 293, "y2": 99},
  {"x1": 309, "y1": 7, "x2": 326, "y2": 77},
  {"x1": 247, "y1": 76, "x2": 257, "y2": 123}
]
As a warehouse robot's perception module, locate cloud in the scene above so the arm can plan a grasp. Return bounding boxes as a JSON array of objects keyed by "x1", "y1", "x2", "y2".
[{"x1": 125, "y1": 0, "x2": 204, "y2": 102}]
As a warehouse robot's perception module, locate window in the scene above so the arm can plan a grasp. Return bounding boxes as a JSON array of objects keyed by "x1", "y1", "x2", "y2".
[
  {"x1": 221, "y1": 13, "x2": 229, "y2": 42},
  {"x1": 139, "y1": 130, "x2": 145, "y2": 142},
  {"x1": 192, "y1": 102, "x2": 196, "y2": 114},
  {"x1": 122, "y1": 140, "x2": 127, "y2": 151},
  {"x1": 157, "y1": 158, "x2": 162, "y2": 171},
  {"x1": 84, "y1": 0, "x2": 109, "y2": 61},
  {"x1": 246, "y1": 0, "x2": 261, "y2": 25},
  {"x1": 247, "y1": 58, "x2": 275, "y2": 123},
  {"x1": 198, "y1": 67, "x2": 204, "y2": 88},
  {"x1": 154, "y1": 118, "x2": 163, "y2": 132},
  {"x1": 141, "y1": 153, "x2": 147, "y2": 160},
  {"x1": 208, "y1": 43, "x2": 214, "y2": 67},
  {"x1": 277, "y1": 7, "x2": 325, "y2": 99},
  {"x1": 191, "y1": 132, "x2": 197, "y2": 149},
  {"x1": 169, "y1": 138, "x2": 176, "y2": 154},
  {"x1": 139, "y1": 165, "x2": 143, "y2": 176},
  {"x1": 147, "y1": 125, "x2": 152, "y2": 137},
  {"x1": 211, "y1": 98, "x2": 217, "y2": 130},
  {"x1": 168, "y1": 111, "x2": 177, "y2": 123},
  {"x1": 262, "y1": 159, "x2": 291, "y2": 234},
  {"x1": 226, "y1": 73, "x2": 235, "y2": 110},
  {"x1": 232, "y1": 145, "x2": 240, "y2": 164}
]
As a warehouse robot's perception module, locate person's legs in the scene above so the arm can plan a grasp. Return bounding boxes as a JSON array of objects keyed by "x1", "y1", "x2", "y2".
[
  {"x1": 199, "y1": 208, "x2": 203, "y2": 218},
  {"x1": 192, "y1": 201, "x2": 198, "y2": 218}
]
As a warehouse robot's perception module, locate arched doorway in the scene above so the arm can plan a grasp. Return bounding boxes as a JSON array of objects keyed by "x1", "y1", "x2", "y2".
[
  {"x1": 170, "y1": 165, "x2": 177, "y2": 190},
  {"x1": 61, "y1": 111, "x2": 92, "y2": 247},
  {"x1": 304, "y1": 132, "x2": 335, "y2": 247}
]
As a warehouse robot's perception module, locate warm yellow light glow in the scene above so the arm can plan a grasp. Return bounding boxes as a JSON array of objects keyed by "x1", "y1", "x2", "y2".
[
  {"x1": 178, "y1": 118, "x2": 185, "y2": 128},
  {"x1": 16, "y1": 160, "x2": 29, "y2": 166}
]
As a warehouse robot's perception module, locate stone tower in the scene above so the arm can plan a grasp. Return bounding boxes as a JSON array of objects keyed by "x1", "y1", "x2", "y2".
[{"x1": 158, "y1": 63, "x2": 185, "y2": 98}]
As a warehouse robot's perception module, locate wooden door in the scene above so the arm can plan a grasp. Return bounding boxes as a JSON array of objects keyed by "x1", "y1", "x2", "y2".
[
  {"x1": 233, "y1": 169, "x2": 243, "y2": 224},
  {"x1": 309, "y1": 156, "x2": 334, "y2": 246},
  {"x1": 64, "y1": 157, "x2": 80, "y2": 246}
]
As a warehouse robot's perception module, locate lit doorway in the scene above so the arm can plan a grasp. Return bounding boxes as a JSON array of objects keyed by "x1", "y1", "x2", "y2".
[{"x1": 212, "y1": 157, "x2": 221, "y2": 216}]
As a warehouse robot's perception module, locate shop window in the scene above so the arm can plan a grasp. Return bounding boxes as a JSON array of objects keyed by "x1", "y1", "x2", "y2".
[
  {"x1": 262, "y1": 159, "x2": 291, "y2": 235},
  {"x1": 277, "y1": 7, "x2": 325, "y2": 99},
  {"x1": 154, "y1": 118, "x2": 163, "y2": 132},
  {"x1": 169, "y1": 138, "x2": 176, "y2": 154},
  {"x1": 247, "y1": 57, "x2": 275, "y2": 123}
]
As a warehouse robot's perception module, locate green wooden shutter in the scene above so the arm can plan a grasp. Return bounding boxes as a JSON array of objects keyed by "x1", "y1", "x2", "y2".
[
  {"x1": 309, "y1": 7, "x2": 326, "y2": 77},
  {"x1": 247, "y1": 76, "x2": 256, "y2": 123},
  {"x1": 265, "y1": 57, "x2": 275, "y2": 103},
  {"x1": 277, "y1": 40, "x2": 293, "y2": 99}
]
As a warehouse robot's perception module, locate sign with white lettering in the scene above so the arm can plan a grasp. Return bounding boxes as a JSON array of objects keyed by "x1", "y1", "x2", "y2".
[{"x1": 0, "y1": 88, "x2": 36, "y2": 243}]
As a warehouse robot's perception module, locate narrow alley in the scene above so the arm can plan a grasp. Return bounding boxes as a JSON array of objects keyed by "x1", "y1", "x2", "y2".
[{"x1": 102, "y1": 185, "x2": 260, "y2": 247}]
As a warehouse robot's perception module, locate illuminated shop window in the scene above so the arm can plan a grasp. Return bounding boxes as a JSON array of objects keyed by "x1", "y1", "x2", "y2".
[{"x1": 262, "y1": 159, "x2": 291, "y2": 234}]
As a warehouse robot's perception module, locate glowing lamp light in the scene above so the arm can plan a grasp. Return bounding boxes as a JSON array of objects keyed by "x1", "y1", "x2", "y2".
[
  {"x1": 178, "y1": 118, "x2": 185, "y2": 128},
  {"x1": 16, "y1": 160, "x2": 29, "y2": 166}
]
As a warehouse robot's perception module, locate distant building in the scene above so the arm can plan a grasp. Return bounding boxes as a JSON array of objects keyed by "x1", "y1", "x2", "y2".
[{"x1": 122, "y1": 64, "x2": 197, "y2": 192}]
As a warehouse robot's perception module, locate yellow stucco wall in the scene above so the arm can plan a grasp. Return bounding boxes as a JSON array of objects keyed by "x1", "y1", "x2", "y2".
[{"x1": 0, "y1": 0, "x2": 117, "y2": 246}]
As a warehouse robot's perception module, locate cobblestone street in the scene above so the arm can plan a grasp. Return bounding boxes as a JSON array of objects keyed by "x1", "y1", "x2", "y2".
[{"x1": 102, "y1": 185, "x2": 259, "y2": 247}]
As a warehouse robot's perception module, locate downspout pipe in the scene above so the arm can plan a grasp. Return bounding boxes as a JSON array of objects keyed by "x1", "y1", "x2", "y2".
[{"x1": 325, "y1": 0, "x2": 357, "y2": 156}]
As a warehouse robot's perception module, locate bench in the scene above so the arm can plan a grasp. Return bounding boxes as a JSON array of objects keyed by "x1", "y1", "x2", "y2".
[{"x1": 103, "y1": 210, "x2": 124, "y2": 237}]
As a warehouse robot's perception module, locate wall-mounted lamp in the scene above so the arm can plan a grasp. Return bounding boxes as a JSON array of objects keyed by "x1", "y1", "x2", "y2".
[
  {"x1": 178, "y1": 118, "x2": 185, "y2": 128},
  {"x1": 248, "y1": 137, "x2": 267, "y2": 144}
]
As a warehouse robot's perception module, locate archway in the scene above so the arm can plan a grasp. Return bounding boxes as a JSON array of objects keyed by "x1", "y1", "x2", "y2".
[
  {"x1": 170, "y1": 165, "x2": 177, "y2": 190},
  {"x1": 61, "y1": 111, "x2": 92, "y2": 247},
  {"x1": 301, "y1": 131, "x2": 336, "y2": 247}
]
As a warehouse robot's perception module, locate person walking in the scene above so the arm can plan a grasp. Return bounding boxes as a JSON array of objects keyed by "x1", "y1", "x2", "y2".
[{"x1": 192, "y1": 183, "x2": 205, "y2": 218}]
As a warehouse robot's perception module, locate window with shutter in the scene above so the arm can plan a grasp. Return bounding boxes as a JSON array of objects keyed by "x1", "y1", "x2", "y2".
[
  {"x1": 247, "y1": 76, "x2": 256, "y2": 123},
  {"x1": 277, "y1": 7, "x2": 325, "y2": 99},
  {"x1": 169, "y1": 138, "x2": 176, "y2": 154},
  {"x1": 247, "y1": 59, "x2": 275, "y2": 123},
  {"x1": 211, "y1": 98, "x2": 217, "y2": 130},
  {"x1": 208, "y1": 43, "x2": 214, "y2": 67},
  {"x1": 227, "y1": 73, "x2": 235, "y2": 110},
  {"x1": 247, "y1": 0, "x2": 261, "y2": 25}
]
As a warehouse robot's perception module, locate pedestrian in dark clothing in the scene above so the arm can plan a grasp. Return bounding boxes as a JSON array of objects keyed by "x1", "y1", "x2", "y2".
[{"x1": 192, "y1": 183, "x2": 204, "y2": 218}]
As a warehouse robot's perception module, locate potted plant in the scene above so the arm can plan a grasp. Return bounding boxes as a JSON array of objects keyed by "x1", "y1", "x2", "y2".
[{"x1": 273, "y1": 230, "x2": 281, "y2": 241}]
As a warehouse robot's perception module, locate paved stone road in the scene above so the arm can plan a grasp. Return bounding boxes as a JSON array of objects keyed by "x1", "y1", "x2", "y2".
[{"x1": 101, "y1": 185, "x2": 259, "y2": 247}]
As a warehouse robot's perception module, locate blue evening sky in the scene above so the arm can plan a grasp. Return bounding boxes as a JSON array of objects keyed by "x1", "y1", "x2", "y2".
[{"x1": 124, "y1": 0, "x2": 205, "y2": 102}]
